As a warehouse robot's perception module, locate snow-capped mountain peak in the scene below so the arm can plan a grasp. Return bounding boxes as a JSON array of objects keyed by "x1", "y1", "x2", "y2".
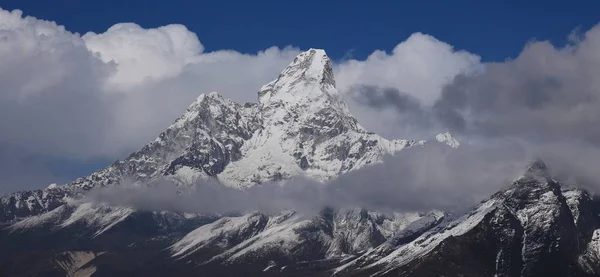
[
  {"x1": 524, "y1": 158, "x2": 549, "y2": 178},
  {"x1": 259, "y1": 48, "x2": 337, "y2": 104},
  {"x1": 218, "y1": 49, "x2": 417, "y2": 186},
  {"x1": 435, "y1": 132, "x2": 460, "y2": 148},
  {"x1": 258, "y1": 49, "x2": 354, "y2": 128},
  {"x1": 276, "y1": 48, "x2": 335, "y2": 87}
]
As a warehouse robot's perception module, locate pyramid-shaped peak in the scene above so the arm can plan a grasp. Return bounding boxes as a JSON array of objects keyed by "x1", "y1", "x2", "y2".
[
  {"x1": 258, "y1": 48, "x2": 345, "y2": 112},
  {"x1": 256, "y1": 47, "x2": 362, "y2": 132},
  {"x1": 290, "y1": 48, "x2": 330, "y2": 68},
  {"x1": 189, "y1": 91, "x2": 228, "y2": 109},
  {"x1": 277, "y1": 48, "x2": 335, "y2": 88},
  {"x1": 195, "y1": 91, "x2": 223, "y2": 102},
  {"x1": 524, "y1": 158, "x2": 550, "y2": 179}
]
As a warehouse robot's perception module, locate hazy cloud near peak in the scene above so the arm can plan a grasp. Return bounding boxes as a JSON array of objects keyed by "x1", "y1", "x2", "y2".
[{"x1": 334, "y1": 33, "x2": 482, "y2": 139}]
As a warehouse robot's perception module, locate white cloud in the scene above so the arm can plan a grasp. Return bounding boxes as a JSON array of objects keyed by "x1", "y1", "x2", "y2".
[
  {"x1": 83, "y1": 23, "x2": 204, "y2": 87},
  {"x1": 0, "y1": 9, "x2": 113, "y2": 158},
  {"x1": 334, "y1": 33, "x2": 482, "y2": 138},
  {"x1": 335, "y1": 33, "x2": 481, "y2": 106}
]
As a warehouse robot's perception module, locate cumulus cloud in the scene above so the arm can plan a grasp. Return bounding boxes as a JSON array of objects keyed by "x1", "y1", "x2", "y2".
[
  {"x1": 336, "y1": 33, "x2": 482, "y2": 106},
  {"x1": 83, "y1": 23, "x2": 204, "y2": 87},
  {"x1": 346, "y1": 85, "x2": 435, "y2": 138},
  {"x1": 347, "y1": 23, "x2": 600, "y2": 195},
  {"x1": 0, "y1": 9, "x2": 114, "y2": 158},
  {"x1": 347, "y1": 24, "x2": 600, "y2": 149},
  {"x1": 334, "y1": 33, "x2": 482, "y2": 138}
]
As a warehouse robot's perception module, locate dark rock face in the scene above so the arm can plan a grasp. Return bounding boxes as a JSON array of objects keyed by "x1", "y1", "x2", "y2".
[{"x1": 0, "y1": 187, "x2": 73, "y2": 222}]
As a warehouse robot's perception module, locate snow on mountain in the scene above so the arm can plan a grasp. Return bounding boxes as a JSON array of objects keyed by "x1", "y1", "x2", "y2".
[
  {"x1": 435, "y1": 132, "x2": 460, "y2": 148},
  {"x1": 5, "y1": 201, "x2": 134, "y2": 237},
  {"x1": 58, "y1": 203, "x2": 135, "y2": 237},
  {"x1": 362, "y1": 199, "x2": 497, "y2": 275},
  {"x1": 220, "y1": 48, "x2": 417, "y2": 186},
  {"x1": 169, "y1": 208, "x2": 445, "y2": 267},
  {"x1": 332, "y1": 159, "x2": 599, "y2": 277}
]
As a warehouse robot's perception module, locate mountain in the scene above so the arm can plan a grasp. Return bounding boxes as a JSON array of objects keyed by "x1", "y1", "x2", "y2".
[
  {"x1": 2, "y1": 49, "x2": 598, "y2": 277},
  {"x1": 0, "y1": 49, "x2": 421, "y2": 222},
  {"x1": 333, "y1": 160, "x2": 600, "y2": 277}
]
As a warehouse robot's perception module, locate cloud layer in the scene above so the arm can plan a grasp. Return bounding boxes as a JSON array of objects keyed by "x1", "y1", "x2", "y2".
[{"x1": 87, "y1": 142, "x2": 528, "y2": 214}]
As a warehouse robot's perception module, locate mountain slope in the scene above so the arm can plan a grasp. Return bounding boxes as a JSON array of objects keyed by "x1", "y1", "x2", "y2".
[{"x1": 332, "y1": 160, "x2": 600, "y2": 277}]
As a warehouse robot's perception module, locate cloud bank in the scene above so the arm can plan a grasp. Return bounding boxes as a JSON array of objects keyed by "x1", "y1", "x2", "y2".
[{"x1": 87, "y1": 142, "x2": 528, "y2": 214}]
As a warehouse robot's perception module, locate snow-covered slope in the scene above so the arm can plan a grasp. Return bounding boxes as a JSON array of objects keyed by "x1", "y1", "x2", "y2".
[
  {"x1": 435, "y1": 132, "x2": 460, "y2": 148},
  {"x1": 169, "y1": 208, "x2": 444, "y2": 267},
  {"x1": 333, "y1": 160, "x2": 599, "y2": 277}
]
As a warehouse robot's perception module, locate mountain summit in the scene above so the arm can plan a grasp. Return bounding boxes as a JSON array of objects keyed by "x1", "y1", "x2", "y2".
[
  {"x1": 258, "y1": 49, "x2": 348, "y2": 120},
  {"x1": 219, "y1": 49, "x2": 415, "y2": 186}
]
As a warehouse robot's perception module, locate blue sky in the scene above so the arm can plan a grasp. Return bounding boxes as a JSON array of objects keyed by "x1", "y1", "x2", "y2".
[
  {"x1": 0, "y1": 0, "x2": 599, "y2": 192},
  {"x1": 2, "y1": 0, "x2": 598, "y2": 62}
]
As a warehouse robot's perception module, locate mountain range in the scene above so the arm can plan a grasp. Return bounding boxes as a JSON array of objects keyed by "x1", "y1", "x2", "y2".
[{"x1": 1, "y1": 49, "x2": 598, "y2": 277}]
